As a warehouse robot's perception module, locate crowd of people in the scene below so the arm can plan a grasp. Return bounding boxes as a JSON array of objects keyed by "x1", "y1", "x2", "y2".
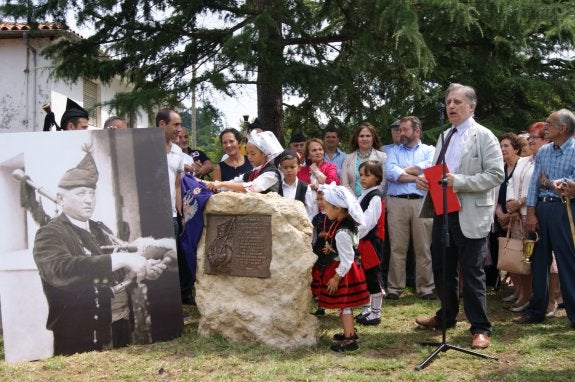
[
  {"x1": 38, "y1": 82, "x2": 575, "y2": 355},
  {"x1": 203, "y1": 83, "x2": 574, "y2": 353}
]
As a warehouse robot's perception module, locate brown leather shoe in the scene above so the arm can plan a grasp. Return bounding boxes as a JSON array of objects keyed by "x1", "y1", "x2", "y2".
[
  {"x1": 471, "y1": 333, "x2": 490, "y2": 349},
  {"x1": 415, "y1": 316, "x2": 441, "y2": 329}
]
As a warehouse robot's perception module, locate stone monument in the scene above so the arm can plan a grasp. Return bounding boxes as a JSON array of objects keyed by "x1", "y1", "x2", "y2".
[{"x1": 196, "y1": 191, "x2": 318, "y2": 349}]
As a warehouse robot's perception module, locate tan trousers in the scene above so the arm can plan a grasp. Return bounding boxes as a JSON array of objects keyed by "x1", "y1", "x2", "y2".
[{"x1": 386, "y1": 196, "x2": 435, "y2": 295}]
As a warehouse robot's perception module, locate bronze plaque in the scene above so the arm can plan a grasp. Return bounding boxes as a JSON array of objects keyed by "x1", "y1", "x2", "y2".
[{"x1": 205, "y1": 214, "x2": 272, "y2": 278}]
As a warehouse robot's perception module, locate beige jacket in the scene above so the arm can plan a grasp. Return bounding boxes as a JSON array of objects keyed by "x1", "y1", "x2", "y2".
[
  {"x1": 420, "y1": 120, "x2": 504, "y2": 239},
  {"x1": 340, "y1": 149, "x2": 387, "y2": 196}
]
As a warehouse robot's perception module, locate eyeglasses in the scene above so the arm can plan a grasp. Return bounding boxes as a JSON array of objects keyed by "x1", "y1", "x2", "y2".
[{"x1": 527, "y1": 135, "x2": 542, "y2": 141}]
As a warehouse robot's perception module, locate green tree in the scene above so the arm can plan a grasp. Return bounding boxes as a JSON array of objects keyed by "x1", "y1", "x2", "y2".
[
  {"x1": 180, "y1": 103, "x2": 225, "y2": 161},
  {"x1": 3, "y1": 1, "x2": 575, "y2": 144}
]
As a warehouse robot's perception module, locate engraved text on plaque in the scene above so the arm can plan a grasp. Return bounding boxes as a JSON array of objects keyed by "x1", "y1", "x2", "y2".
[{"x1": 205, "y1": 214, "x2": 272, "y2": 278}]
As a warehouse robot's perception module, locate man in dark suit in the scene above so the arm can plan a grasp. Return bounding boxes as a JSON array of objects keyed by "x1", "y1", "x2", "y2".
[
  {"x1": 416, "y1": 83, "x2": 504, "y2": 349},
  {"x1": 33, "y1": 149, "x2": 157, "y2": 355}
]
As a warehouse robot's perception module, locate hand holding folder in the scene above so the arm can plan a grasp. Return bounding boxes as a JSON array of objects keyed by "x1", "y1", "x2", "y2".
[{"x1": 423, "y1": 164, "x2": 461, "y2": 215}]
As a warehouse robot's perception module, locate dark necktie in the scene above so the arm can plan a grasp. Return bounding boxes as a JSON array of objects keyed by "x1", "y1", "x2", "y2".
[{"x1": 435, "y1": 127, "x2": 457, "y2": 165}]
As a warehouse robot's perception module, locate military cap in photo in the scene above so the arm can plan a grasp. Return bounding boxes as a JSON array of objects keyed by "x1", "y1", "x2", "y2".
[{"x1": 58, "y1": 145, "x2": 99, "y2": 189}]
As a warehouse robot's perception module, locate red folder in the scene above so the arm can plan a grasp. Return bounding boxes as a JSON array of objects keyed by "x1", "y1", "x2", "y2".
[{"x1": 423, "y1": 164, "x2": 461, "y2": 214}]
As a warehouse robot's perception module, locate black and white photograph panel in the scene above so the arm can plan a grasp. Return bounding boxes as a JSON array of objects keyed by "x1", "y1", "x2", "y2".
[{"x1": 0, "y1": 128, "x2": 183, "y2": 362}]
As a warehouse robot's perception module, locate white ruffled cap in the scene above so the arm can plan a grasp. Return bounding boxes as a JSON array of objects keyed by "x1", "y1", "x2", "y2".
[
  {"x1": 248, "y1": 130, "x2": 284, "y2": 162},
  {"x1": 318, "y1": 182, "x2": 364, "y2": 226}
]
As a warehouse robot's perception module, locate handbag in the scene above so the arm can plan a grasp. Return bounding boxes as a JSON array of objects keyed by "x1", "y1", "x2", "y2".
[{"x1": 497, "y1": 218, "x2": 531, "y2": 275}]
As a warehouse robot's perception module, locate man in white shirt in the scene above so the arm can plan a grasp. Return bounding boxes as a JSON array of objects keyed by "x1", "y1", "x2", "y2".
[
  {"x1": 156, "y1": 108, "x2": 194, "y2": 305},
  {"x1": 416, "y1": 83, "x2": 504, "y2": 350}
]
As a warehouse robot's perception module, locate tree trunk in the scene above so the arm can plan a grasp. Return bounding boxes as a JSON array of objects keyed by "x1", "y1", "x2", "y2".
[{"x1": 256, "y1": 0, "x2": 285, "y2": 146}]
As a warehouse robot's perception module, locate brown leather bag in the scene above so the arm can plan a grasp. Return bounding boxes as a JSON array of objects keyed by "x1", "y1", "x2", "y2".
[{"x1": 497, "y1": 220, "x2": 531, "y2": 275}]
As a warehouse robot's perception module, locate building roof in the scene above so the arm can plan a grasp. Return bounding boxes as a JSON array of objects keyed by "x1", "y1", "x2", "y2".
[{"x1": 0, "y1": 21, "x2": 82, "y2": 39}]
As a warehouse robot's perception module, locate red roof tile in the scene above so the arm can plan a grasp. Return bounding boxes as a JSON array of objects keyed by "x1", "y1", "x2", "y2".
[
  {"x1": 0, "y1": 21, "x2": 67, "y2": 31},
  {"x1": 0, "y1": 21, "x2": 82, "y2": 39}
]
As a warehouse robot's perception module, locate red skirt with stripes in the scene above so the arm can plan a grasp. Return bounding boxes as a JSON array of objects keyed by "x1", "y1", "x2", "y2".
[
  {"x1": 311, "y1": 264, "x2": 322, "y2": 298},
  {"x1": 316, "y1": 261, "x2": 369, "y2": 309}
]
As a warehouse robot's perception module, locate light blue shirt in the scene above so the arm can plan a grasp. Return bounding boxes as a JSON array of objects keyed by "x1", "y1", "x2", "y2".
[
  {"x1": 526, "y1": 138, "x2": 575, "y2": 206},
  {"x1": 386, "y1": 141, "x2": 435, "y2": 196},
  {"x1": 324, "y1": 148, "x2": 347, "y2": 177},
  {"x1": 381, "y1": 143, "x2": 399, "y2": 156}
]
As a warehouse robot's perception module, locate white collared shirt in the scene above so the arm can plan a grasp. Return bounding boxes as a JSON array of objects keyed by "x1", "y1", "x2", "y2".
[
  {"x1": 281, "y1": 178, "x2": 317, "y2": 220},
  {"x1": 65, "y1": 214, "x2": 90, "y2": 231},
  {"x1": 357, "y1": 186, "x2": 382, "y2": 239},
  {"x1": 167, "y1": 143, "x2": 185, "y2": 217},
  {"x1": 445, "y1": 117, "x2": 473, "y2": 174},
  {"x1": 281, "y1": 178, "x2": 298, "y2": 200}
]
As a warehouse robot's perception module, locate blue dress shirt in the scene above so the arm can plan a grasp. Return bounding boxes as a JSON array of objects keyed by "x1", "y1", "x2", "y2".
[{"x1": 386, "y1": 141, "x2": 435, "y2": 196}]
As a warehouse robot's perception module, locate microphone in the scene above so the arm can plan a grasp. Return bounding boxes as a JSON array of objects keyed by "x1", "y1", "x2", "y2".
[{"x1": 12, "y1": 169, "x2": 58, "y2": 203}]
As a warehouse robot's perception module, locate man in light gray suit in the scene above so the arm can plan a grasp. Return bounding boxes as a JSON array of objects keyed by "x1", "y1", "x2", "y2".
[{"x1": 414, "y1": 83, "x2": 504, "y2": 350}]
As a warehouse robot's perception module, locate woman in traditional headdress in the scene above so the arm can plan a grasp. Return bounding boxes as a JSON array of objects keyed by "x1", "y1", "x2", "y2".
[{"x1": 205, "y1": 131, "x2": 283, "y2": 193}]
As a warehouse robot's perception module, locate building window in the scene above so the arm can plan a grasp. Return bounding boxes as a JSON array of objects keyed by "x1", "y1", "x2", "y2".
[{"x1": 83, "y1": 79, "x2": 99, "y2": 127}]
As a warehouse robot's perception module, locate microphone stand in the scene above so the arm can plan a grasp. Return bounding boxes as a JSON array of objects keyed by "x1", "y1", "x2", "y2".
[{"x1": 415, "y1": 103, "x2": 497, "y2": 370}]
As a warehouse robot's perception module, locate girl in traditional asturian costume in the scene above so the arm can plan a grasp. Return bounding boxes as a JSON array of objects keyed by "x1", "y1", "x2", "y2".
[
  {"x1": 205, "y1": 130, "x2": 283, "y2": 194},
  {"x1": 317, "y1": 183, "x2": 369, "y2": 352},
  {"x1": 310, "y1": 189, "x2": 334, "y2": 316}
]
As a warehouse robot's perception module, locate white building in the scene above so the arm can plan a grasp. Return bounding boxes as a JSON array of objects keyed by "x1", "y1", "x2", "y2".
[{"x1": 0, "y1": 21, "x2": 152, "y2": 131}]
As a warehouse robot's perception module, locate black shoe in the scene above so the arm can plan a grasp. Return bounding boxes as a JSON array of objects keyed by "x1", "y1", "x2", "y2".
[
  {"x1": 386, "y1": 293, "x2": 399, "y2": 300},
  {"x1": 313, "y1": 307, "x2": 325, "y2": 316},
  {"x1": 181, "y1": 295, "x2": 196, "y2": 306},
  {"x1": 513, "y1": 314, "x2": 543, "y2": 324},
  {"x1": 420, "y1": 293, "x2": 437, "y2": 301},
  {"x1": 333, "y1": 332, "x2": 359, "y2": 341},
  {"x1": 330, "y1": 339, "x2": 359, "y2": 352},
  {"x1": 356, "y1": 315, "x2": 381, "y2": 326},
  {"x1": 354, "y1": 311, "x2": 370, "y2": 320}
]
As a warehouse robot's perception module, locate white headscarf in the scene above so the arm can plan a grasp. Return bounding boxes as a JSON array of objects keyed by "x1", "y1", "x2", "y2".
[
  {"x1": 248, "y1": 130, "x2": 284, "y2": 162},
  {"x1": 318, "y1": 182, "x2": 364, "y2": 226}
]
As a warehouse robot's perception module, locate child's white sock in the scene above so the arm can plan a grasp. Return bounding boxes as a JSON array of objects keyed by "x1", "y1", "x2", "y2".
[{"x1": 368, "y1": 292, "x2": 383, "y2": 319}]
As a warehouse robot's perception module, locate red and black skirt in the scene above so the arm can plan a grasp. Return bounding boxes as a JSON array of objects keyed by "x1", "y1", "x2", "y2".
[
  {"x1": 311, "y1": 264, "x2": 322, "y2": 298},
  {"x1": 316, "y1": 260, "x2": 369, "y2": 309}
]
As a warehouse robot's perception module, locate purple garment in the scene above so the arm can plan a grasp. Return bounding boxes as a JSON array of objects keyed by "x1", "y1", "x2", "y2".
[{"x1": 180, "y1": 175, "x2": 212, "y2": 280}]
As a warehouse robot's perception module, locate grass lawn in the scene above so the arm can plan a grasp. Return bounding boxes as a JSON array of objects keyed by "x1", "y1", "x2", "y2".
[{"x1": 1, "y1": 284, "x2": 574, "y2": 382}]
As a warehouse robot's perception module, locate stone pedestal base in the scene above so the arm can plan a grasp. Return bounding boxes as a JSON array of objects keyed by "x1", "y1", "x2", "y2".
[{"x1": 196, "y1": 192, "x2": 318, "y2": 349}]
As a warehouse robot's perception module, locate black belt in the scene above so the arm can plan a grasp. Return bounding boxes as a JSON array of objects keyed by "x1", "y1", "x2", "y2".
[
  {"x1": 390, "y1": 194, "x2": 423, "y2": 200},
  {"x1": 538, "y1": 196, "x2": 573, "y2": 203}
]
